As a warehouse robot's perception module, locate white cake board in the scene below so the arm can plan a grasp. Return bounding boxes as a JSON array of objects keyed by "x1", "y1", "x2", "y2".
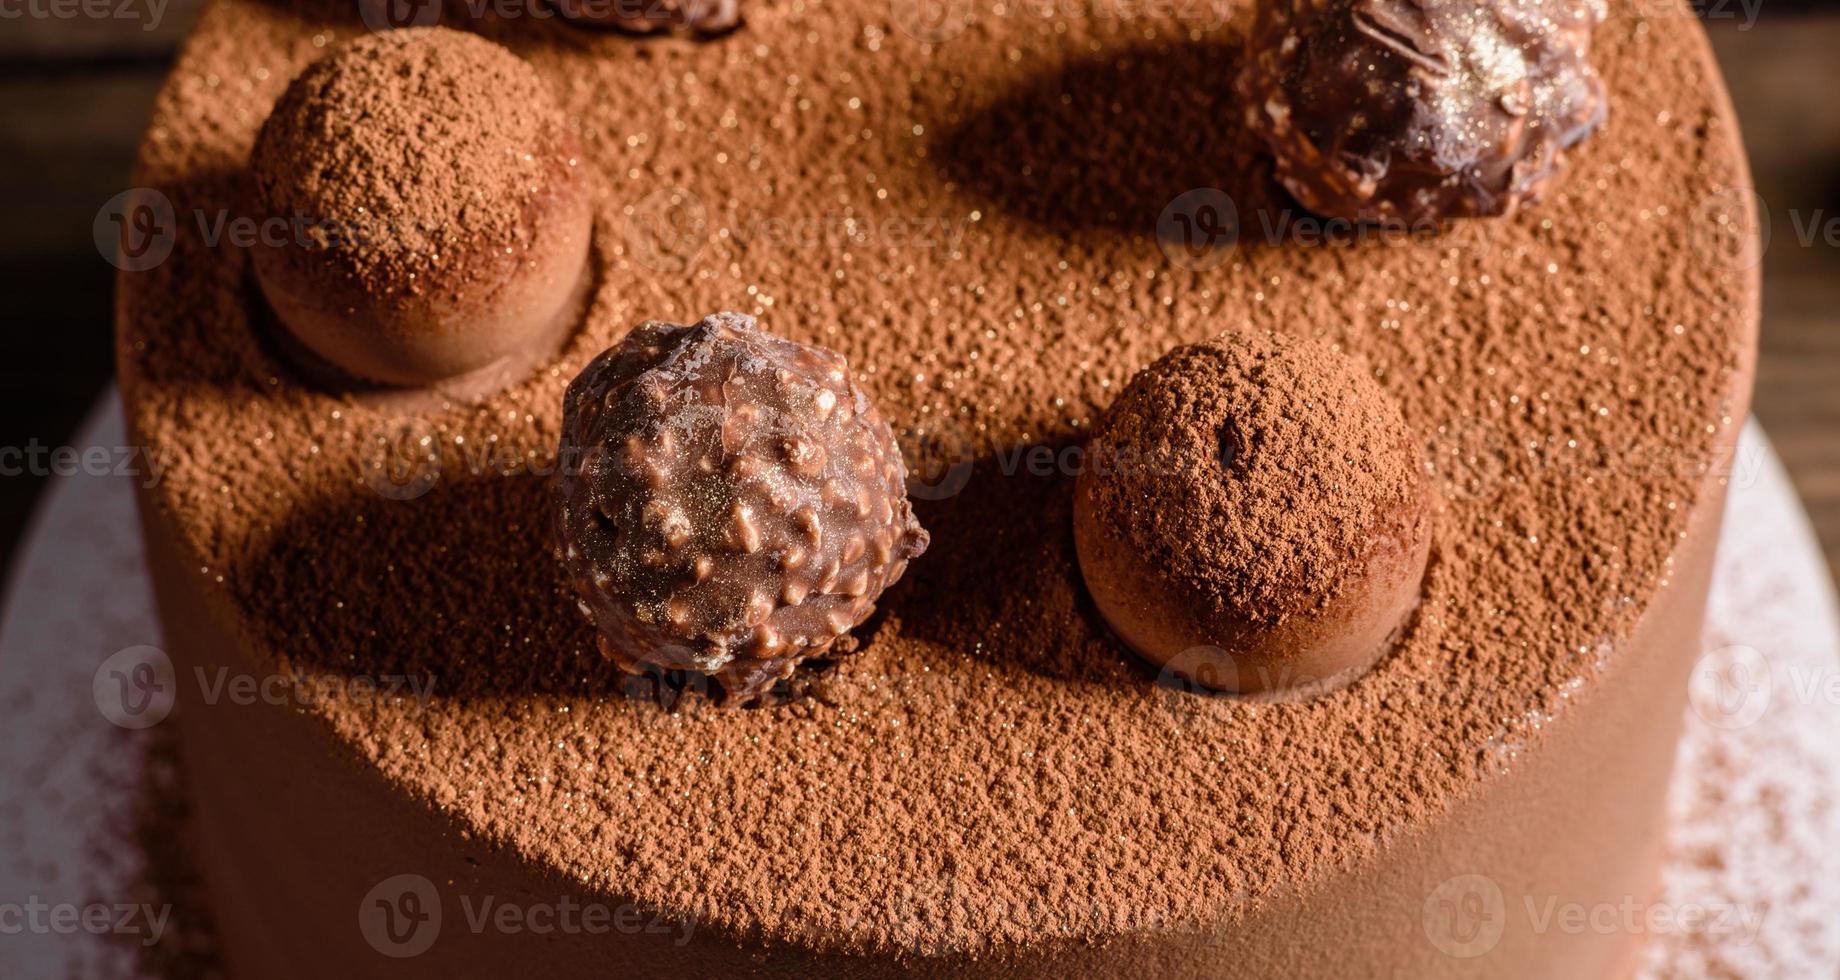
[{"x1": 2, "y1": 392, "x2": 1838, "y2": 978}]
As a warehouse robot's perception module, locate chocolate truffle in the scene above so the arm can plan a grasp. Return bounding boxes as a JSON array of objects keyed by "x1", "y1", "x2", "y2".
[
  {"x1": 553, "y1": 0, "x2": 740, "y2": 36},
  {"x1": 1238, "y1": 0, "x2": 1607, "y2": 227},
  {"x1": 250, "y1": 28, "x2": 592, "y2": 388},
  {"x1": 1072, "y1": 330, "x2": 1432, "y2": 694},
  {"x1": 553, "y1": 313, "x2": 930, "y2": 703}
]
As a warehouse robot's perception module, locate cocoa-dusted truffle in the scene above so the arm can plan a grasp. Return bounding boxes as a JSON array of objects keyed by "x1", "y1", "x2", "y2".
[
  {"x1": 1073, "y1": 330, "x2": 1432, "y2": 694},
  {"x1": 553, "y1": 313, "x2": 929, "y2": 702},
  {"x1": 1238, "y1": 0, "x2": 1607, "y2": 227},
  {"x1": 250, "y1": 28, "x2": 591, "y2": 388},
  {"x1": 553, "y1": 0, "x2": 740, "y2": 36}
]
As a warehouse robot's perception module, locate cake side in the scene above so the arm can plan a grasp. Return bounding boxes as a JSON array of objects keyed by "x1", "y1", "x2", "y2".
[{"x1": 117, "y1": 0, "x2": 1759, "y2": 965}]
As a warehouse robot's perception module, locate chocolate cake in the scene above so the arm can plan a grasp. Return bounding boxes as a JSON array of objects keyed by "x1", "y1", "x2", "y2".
[{"x1": 117, "y1": 0, "x2": 1758, "y2": 977}]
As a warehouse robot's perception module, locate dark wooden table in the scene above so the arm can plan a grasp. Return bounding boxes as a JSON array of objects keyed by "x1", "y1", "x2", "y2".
[{"x1": 1, "y1": 6, "x2": 1836, "y2": 583}]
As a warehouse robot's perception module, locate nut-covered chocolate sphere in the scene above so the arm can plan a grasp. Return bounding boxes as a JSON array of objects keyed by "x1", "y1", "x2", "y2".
[
  {"x1": 1073, "y1": 330, "x2": 1432, "y2": 695},
  {"x1": 250, "y1": 28, "x2": 592, "y2": 388},
  {"x1": 1238, "y1": 0, "x2": 1607, "y2": 226},
  {"x1": 554, "y1": 313, "x2": 930, "y2": 702},
  {"x1": 553, "y1": 0, "x2": 739, "y2": 36}
]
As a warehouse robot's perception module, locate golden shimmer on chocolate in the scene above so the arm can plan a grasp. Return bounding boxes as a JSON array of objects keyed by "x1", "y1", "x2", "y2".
[
  {"x1": 554, "y1": 313, "x2": 929, "y2": 702},
  {"x1": 1073, "y1": 329, "x2": 1433, "y2": 694},
  {"x1": 1239, "y1": 0, "x2": 1608, "y2": 226}
]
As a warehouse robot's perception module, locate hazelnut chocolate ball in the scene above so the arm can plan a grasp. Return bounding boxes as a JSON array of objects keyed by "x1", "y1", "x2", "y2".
[
  {"x1": 553, "y1": 313, "x2": 930, "y2": 703},
  {"x1": 1073, "y1": 331, "x2": 1432, "y2": 695},
  {"x1": 250, "y1": 28, "x2": 592, "y2": 387},
  {"x1": 553, "y1": 0, "x2": 740, "y2": 36},
  {"x1": 1238, "y1": 0, "x2": 1607, "y2": 227}
]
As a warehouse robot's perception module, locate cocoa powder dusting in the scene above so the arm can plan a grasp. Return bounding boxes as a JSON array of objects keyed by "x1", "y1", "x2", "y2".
[
  {"x1": 119, "y1": 0, "x2": 1755, "y2": 959},
  {"x1": 1083, "y1": 329, "x2": 1424, "y2": 626},
  {"x1": 250, "y1": 26, "x2": 574, "y2": 316}
]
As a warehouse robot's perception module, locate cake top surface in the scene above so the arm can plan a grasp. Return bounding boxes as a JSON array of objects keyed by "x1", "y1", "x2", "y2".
[{"x1": 119, "y1": 0, "x2": 1756, "y2": 957}]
